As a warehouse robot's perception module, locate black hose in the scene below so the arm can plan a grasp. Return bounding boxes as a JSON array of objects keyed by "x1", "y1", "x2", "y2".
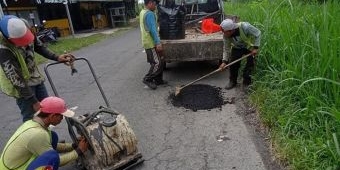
[{"x1": 98, "y1": 123, "x2": 124, "y2": 151}]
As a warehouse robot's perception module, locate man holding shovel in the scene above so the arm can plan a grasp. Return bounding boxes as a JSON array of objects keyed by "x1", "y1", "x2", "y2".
[{"x1": 219, "y1": 19, "x2": 261, "y2": 89}]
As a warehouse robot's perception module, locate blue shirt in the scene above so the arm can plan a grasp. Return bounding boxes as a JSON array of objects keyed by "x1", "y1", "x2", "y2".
[{"x1": 144, "y1": 11, "x2": 160, "y2": 45}]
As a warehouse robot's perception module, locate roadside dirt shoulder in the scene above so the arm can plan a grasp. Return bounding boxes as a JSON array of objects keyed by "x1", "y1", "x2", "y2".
[{"x1": 234, "y1": 88, "x2": 286, "y2": 170}]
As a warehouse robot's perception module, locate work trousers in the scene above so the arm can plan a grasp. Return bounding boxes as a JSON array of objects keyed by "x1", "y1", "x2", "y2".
[
  {"x1": 16, "y1": 83, "x2": 49, "y2": 122},
  {"x1": 143, "y1": 48, "x2": 165, "y2": 84},
  {"x1": 27, "y1": 131, "x2": 60, "y2": 170},
  {"x1": 229, "y1": 48, "x2": 255, "y2": 85}
]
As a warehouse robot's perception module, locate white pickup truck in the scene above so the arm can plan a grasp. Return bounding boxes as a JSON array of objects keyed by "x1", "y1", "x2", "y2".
[{"x1": 158, "y1": 0, "x2": 225, "y2": 63}]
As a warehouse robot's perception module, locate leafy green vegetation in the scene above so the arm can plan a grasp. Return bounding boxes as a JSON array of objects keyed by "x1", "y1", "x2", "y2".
[
  {"x1": 225, "y1": 0, "x2": 340, "y2": 169},
  {"x1": 35, "y1": 28, "x2": 131, "y2": 64},
  {"x1": 49, "y1": 34, "x2": 108, "y2": 54},
  {"x1": 34, "y1": 34, "x2": 104, "y2": 64}
]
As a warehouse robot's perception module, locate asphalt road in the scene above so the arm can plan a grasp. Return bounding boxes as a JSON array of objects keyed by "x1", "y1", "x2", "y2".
[{"x1": 0, "y1": 28, "x2": 281, "y2": 170}]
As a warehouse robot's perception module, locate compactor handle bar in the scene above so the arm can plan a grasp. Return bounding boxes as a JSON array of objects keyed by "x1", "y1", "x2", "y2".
[{"x1": 44, "y1": 57, "x2": 110, "y2": 108}]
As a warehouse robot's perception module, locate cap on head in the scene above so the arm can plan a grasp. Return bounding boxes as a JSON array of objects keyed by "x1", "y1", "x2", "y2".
[
  {"x1": 144, "y1": 0, "x2": 155, "y2": 5},
  {"x1": 0, "y1": 15, "x2": 34, "y2": 46},
  {"x1": 38, "y1": 96, "x2": 75, "y2": 117},
  {"x1": 220, "y1": 19, "x2": 238, "y2": 31}
]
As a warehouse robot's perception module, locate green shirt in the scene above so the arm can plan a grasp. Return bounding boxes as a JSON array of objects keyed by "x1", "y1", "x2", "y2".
[
  {"x1": 222, "y1": 22, "x2": 261, "y2": 61},
  {"x1": 140, "y1": 9, "x2": 157, "y2": 49},
  {"x1": 0, "y1": 119, "x2": 78, "y2": 170}
]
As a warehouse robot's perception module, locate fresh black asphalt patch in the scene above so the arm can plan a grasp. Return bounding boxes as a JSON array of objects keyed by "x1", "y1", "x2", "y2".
[{"x1": 169, "y1": 84, "x2": 225, "y2": 111}]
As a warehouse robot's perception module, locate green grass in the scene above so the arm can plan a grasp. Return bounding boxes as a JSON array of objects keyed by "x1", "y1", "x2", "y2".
[
  {"x1": 225, "y1": 0, "x2": 340, "y2": 169},
  {"x1": 35, "y1": 28, "x2": 133, "y2": 64}
]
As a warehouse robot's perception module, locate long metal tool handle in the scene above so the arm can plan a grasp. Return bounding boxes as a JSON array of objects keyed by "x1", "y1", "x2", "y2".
[
  {"x1": 222, "y1": 53, "x2": 252, "y2": 70},
  {"x1": 180, "y1": 68, "x2": 222, "y2": 90},
  {"x1": 44, "y1": 57, "x2": 110, "y2": 108},
  {"x1": 180, "y1": 53, "x2": 252, "y2": 90},
  {"x1": 44, "y1": 57, "x2": 111, "y2": 148}
]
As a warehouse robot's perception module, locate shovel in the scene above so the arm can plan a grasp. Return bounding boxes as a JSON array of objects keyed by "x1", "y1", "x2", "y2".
[{"x1": 174, "y1": 53, "x2": 252, "y2": 96}]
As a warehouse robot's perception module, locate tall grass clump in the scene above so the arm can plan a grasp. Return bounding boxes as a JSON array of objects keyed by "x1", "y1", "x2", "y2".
[{"x1": 225, "y1": 0, "x2": 340, "y2": 169}]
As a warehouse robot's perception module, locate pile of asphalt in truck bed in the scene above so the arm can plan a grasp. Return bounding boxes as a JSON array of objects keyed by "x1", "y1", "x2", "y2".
[{"x1": 169, "y1": 84, "x2": 224, "y2": 111}]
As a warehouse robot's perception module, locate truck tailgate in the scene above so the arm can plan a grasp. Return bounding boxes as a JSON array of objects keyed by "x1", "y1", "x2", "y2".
[{"x1": 161, "y1": 31, "x2": 223, "y2": 62}]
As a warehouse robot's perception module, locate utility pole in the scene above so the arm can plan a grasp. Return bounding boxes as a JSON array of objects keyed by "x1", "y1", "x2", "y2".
[{"x1": 63, "y1": 0, "x2": 75, "y2": 37}]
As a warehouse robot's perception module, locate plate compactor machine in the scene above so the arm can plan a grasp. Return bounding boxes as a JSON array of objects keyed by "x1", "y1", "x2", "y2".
[{"x1": 44, "y1": 58, "x2": 144, "y2": 170}]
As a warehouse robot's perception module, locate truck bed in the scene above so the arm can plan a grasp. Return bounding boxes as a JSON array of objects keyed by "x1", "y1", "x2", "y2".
[{"x1": 161, "y1": 29, "x2": 223, "y2": 62}]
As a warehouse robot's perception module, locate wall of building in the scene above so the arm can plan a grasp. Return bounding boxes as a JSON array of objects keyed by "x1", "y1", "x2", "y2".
[{"x1": 1, "y1": 0, "x2": 137, "y2": 35}]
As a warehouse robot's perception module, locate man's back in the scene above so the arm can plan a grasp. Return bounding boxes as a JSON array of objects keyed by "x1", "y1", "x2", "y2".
[{"x1": 0, "y1": 120, "x2": 51, "y2": 170}]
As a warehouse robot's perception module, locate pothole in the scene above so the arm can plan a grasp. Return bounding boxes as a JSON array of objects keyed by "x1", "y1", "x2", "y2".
[{"x1": 169, "y1": 84, "x2": 226, "y2": 111}]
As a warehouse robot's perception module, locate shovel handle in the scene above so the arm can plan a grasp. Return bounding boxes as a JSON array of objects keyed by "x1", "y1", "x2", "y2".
[
  {"x1": 222, "y1": 53, "x2": 252, "y2": 70},
  {"x1": 177, "y1": 53, "x2": 252, "y2": 94},
  {"x1": 180, "y1": 67, "x2": 223, "y2": 90},
  {"x1": 185, "y1": 53, "x2": 252, "y2": 88}
]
